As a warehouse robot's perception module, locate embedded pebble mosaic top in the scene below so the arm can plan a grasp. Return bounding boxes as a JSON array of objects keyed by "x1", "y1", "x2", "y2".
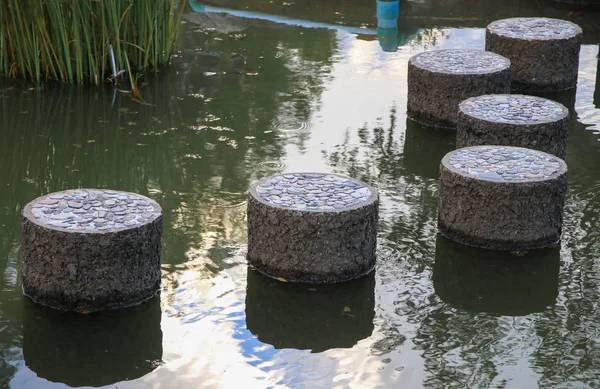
[
  {"x1": 460, "y1": 94, "x2": 567, "y2": 124},
  {"x1": 412, "y1": 50, "x2": 509, "y2": 74},
  {"x1": 446, "y1": 146, "x2": 563, "y2": 181},
  {"x1": 28, "y1": 189, "x2": 158, "y2": 231},
  {"x1": 254, "y1": 173, "x2": 372, "y2": 211},
  {"x1": 488, "y1": 18, "x2": 582, "y2": 40}
]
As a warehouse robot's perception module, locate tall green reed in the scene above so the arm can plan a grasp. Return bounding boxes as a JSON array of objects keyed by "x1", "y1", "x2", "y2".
[{"x1": 0, "y1": 0, "x2": 187, "y2": 85}]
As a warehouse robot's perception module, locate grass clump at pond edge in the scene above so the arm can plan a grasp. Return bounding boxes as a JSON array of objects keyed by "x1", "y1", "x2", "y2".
[{"x1": 0, "y1": 0, "x2": 187, "y2": 85}]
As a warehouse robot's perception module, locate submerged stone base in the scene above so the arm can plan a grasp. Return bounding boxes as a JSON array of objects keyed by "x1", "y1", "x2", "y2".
[
  {"x1": 21, "y1": 189, "x2": 163, "y2": 312},
  {"x1": 245, "y1": 268, "x2": 375, "y2": 352},
  {"x1": 407, "y1": 49, "x2": 511, "y2": 129},
  {"x1": 438, "y1": 146, "x2": 568, "y2": 251},
  {"x1": 23, "y1": 296, "x2": 163, "y2": 387},
  {"x1": 486, "y1": 17, "x2": 583, "y2": 92},
  {"x1": 433, "y1": 235, "x2": 560, "y2": 315},
  {"x1": 247, "y1": 173, "x2": 379, "y2": 283}
]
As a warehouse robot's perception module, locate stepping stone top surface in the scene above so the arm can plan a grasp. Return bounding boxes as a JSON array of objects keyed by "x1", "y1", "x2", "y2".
[
  {"x1": 460, "y1": 94, "x2": 568, "y2": 124},
  {"x1": 254, "y1": 173, "x2": 373, "y2": 211},
  {"x1": 412, "y1": 50, "x2": 510, "y2": 74},
  {"x1": 27, "y1": 189, "x2": 160, "y2": 231},
  {"x1": 445, "y1": 146, "x2": 565, "y2": 182},
  {"x1": 487, "y1": 17, "x2": 582, "y2": 40}
]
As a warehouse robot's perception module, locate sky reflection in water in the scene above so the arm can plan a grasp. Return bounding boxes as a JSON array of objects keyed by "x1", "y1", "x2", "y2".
[{"x1": 1, "y1": 0, "x2": 600, "y2": 388}]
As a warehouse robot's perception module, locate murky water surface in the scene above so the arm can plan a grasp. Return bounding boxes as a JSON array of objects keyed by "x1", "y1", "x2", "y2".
[{"x1": 1, "y1": 1, "x2": 600, "y2": 388}]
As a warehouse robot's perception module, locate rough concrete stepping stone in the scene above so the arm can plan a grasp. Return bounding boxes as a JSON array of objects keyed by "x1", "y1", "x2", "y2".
[
  {"x1": 486, "y1": 17, "x2": 583, "y2": 92},
  {"x1": 247, "y1": 172, "x2": 379, "y2": 283},
  {"x1": 457, "y1": 94, "x2": 569, "y2": 158},
  {"x1": 407, "y1": 49, "x2": 511, "y2": 129},
  {"x1": 21, "y1": 189, "x2": 163, "y2": 312},
  {"x1": 438, "y1": 146, "x2": 568, "y2": 251}
]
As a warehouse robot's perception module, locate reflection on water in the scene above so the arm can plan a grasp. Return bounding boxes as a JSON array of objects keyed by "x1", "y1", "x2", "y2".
[
  {"x1": 530, "y1": 88, "x2": 578, "y2": 113},
  {"x1": 403, "y1": 119, "x2": 456, "y2": 179},
  {"x1": 594, "y1": 53, "x2": 600, "y2": 109},
  {"x1": 245, "y1": 269, "x2": 375, "y2": 353},
  {"x1": 23, "y1": 297, "x2": 162, "y2": 387},
  {"x1": 1, "y1": 0, "x2": 600, "y2": 388},
  {"x1": 376, "y1": 0, "x2": 400, "y2": 53},
  {"x1": 433, "y1": 235, "x2": 560, "y2": 315},
  {"x1": 197, "y1": 0, "x2": 600, "y2": 47}
]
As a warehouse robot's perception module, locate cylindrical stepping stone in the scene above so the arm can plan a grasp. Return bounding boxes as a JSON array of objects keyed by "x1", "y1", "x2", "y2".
[
  {"x1": 407, "y1": 49, "x2": 511, "y2": 129},
  {"x1": 438, "y1": 146, "x2": 568, "y2": 251},
  {"x1": 457, "y1": 94, "x2": 569, "y2": 158},
  {"x1": 486, "y1": 17, "x2": 583, "y2": 92},
  {"x1": 247, "y1": 172, "x2": 379, "y2": 283},
  {"x1": 21, "y1": 189, "x2": 162, "y2": 312}
]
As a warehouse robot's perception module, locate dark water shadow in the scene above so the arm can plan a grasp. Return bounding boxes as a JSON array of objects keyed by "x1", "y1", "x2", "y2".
[
  {"x1": 403, "y1": 118, "x2": 456, "y2": 180},
  {"x1": 528, "y1": 87, "x2": 577, "y2": 114},
  {"x1": 433, "y1": 235, "x2": 560, "y2": 316},
  {"x1": 542, "y1": 0, "x2": 600, "y2": 11},
  {"x1": 595, "y1": 54, "x2": 600, "y2": 109},
  {"x1": 245, "y1": 268, "x2": 375, "y2": 353},
  {"x1": 23, "y1": 296, "x2": 163, "y2": 387}
]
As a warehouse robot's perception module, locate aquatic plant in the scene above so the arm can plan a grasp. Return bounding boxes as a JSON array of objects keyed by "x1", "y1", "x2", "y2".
[{"x1": 0, "y1": 0, "x2": 187, "y2": 84}]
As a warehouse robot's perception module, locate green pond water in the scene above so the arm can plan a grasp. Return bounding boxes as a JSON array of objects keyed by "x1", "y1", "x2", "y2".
[{"x1": 1, "y1": 1, "x2": 600, "y2": 388}]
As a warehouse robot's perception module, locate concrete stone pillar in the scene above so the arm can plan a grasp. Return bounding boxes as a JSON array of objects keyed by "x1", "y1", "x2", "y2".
[
  {"x1": 407, "y1": 49, "x2": 511, "y2": 129},
  {"x1": 486, "y1": 17, "x2": 583, "y2": 92},
  {"x1": 21, "y1": 189, "x2": 162, "y2": 312},
  {"x1": 457, "y1": 94, "x2": 569, "y2": 158},
  {"x1": 247, "y1": 173, "x2": 379, "y2": 283},
  {"x1": 438, "y1": 146, "x2": 568, "y2": 251}
]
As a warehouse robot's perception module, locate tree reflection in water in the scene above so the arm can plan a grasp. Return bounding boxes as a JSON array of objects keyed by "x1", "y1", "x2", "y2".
[
  {"x1": 0, "y1": 16, "x2": 338, "y2": 387},
  {"x1": 322, "y1": 99, "x2": 600, "y2": 387}
]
